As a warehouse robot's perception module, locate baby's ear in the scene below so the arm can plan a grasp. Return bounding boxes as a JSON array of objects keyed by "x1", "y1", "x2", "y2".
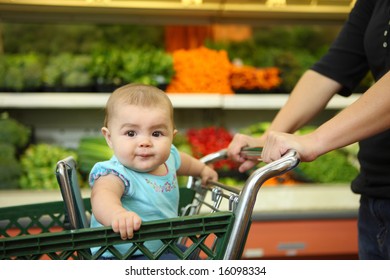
[
  {"x1": 173, "y1": 129, "x2": 178, "y2": 137},
  {"x1": 101, "y1": 127, "x2": 113, "y2": 149}
]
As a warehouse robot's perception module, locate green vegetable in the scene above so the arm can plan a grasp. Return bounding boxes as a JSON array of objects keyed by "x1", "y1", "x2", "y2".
[
  {"x1": 89, "y1": 48, "x2": 123, "y2": 88},
  {"x1": 239, "y1": 122, "x2": 270, "y2": 138},
  {"x1": 295, "y1": 126, "x2": 359, "y2": 183},
  {"x1": 0, "y1": 113, "x2": 31, "y2": 189},
  {"x1": 19, "y1": 143, "x2": 80, "y2": 190},
  {"x1": 119, "y1": 46, "x2": 174, "y2": 86},
  {"x1": 77, "y1": 136, "x2": 113, "y2": 177},
  {"x1": 298, "y1": 150, "x2": 359, "y2": 183},
  {"x1": 1, "y1": 53, "x2": 44, "y2": 92},
  {"x1": 0, "y1": 143, "x2": 22, "y2": 189},
  {"x1": 173, "y1": 132, "x2": 193, "y2": 187},
  {"x1": 43, "y1": 53, "x2": 93, "y2": 89},
  {"x1": 62, "y1": 54, "x2": 93, "y2": 88},
  {"x1": 0, "y1": 112, "x2": 31, "y2": 148}
]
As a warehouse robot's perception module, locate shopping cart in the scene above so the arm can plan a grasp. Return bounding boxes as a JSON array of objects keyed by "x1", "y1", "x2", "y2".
[{"x1": 0, "y1": 148, "x2": 299, "y2": 260}]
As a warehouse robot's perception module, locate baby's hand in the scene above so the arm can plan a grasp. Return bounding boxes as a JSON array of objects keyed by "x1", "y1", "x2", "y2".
[
  {"x1": 111, "y1": 210, "x2": 142, "y2": 240},
  {"x1": 200, "y1": 165, "x2": 218, "y2": 186}
]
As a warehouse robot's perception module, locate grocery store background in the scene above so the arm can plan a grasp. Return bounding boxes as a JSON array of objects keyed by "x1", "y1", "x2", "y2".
[{"x1": 0, "y1": 0, "x2": 362, "y2": 259}]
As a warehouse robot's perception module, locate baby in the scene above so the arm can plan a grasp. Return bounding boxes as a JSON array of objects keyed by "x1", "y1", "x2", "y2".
[{"x1": 89, "y1": 83, "x2": 218, "y2": 259}]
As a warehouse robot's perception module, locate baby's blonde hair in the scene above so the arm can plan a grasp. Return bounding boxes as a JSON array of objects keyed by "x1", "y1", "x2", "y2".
[{"x1": 104, "y1": 83, "x2": 174, "y2": 128}]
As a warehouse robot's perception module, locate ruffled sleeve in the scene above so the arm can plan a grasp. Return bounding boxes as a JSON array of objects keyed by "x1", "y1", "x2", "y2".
[{"x1": 88, "y1": 156, "x2": 131, "y2": 195}]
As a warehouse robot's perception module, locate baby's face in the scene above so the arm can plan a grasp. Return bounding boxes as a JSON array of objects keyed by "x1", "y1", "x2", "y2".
[{"x1": 103, "y1": 103, "x2": 175, "y2": 174}]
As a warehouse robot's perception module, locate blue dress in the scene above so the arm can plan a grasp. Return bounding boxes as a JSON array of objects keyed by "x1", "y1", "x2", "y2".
[{"x1": 89, "y1": 145, "x2": 180, "y2": 258}]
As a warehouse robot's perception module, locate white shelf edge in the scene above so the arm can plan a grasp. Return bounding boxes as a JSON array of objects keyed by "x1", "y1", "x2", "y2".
[
  {"x1": 223, "y1": 94, "x2": 289, "y2": 109},
  {"x1": 0, "y1": 93, "x2": 362, "y2": 109},
  {"x1": 168, "y1": 93, "x2": 224, "y2": 108},
  {"x1": 0, "y1": 93, "x2": 109, "y2": 109}
]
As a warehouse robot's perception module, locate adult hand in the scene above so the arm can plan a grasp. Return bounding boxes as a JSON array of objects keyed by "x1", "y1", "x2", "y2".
[
  {"x1": 227, "y1": 133, "x2": 263, "y2": 173},
  {"x1": 261, "y1": 131, "x2": 317, "y2": 163}
]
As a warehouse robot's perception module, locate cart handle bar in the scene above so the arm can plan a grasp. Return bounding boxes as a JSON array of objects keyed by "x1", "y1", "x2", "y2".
[
  {"x1": 189, "y1": 148, "x2": 300, "y2": 259},
  {"x1": 223, "y1": 149, "x2": 300, "y2": 259}
]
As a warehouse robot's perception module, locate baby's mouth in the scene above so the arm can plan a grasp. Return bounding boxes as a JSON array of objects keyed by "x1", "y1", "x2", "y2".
[{"x1": 137, "y1": 153, "x2": 153, "y2": 158}]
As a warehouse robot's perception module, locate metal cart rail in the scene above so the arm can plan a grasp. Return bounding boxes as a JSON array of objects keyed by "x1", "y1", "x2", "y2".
[{"x1": 0, "y1": 149, "x2": 299, "y2": 260}]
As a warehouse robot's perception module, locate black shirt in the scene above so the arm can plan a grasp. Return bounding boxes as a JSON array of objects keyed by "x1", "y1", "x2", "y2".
[{"x1": 311, "y1": 0, "x2": 390, "y2": 198}]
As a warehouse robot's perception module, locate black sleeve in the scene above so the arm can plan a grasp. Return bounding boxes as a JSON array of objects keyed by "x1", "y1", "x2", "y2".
[{"x1": 311, "y1": 0, "x2": 374, "y2": 96}]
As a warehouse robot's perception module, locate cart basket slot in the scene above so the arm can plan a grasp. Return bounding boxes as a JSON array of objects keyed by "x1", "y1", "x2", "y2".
[{"x1": 0, "y1": 212, "x2": 234, "y2": 260}]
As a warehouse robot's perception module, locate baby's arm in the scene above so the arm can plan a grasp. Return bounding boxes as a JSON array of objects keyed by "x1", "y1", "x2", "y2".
[
  {"x1": 177, "y1": 152, "x2": 218, "y2": 185},
  {"x1": 91, "y1": 174, "x2": 142, "y2": 240}
]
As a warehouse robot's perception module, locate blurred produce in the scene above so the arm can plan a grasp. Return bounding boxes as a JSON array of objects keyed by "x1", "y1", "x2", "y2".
[
  {"x1": 174, "y1": 126, "x2": 246, "y2": 186},
  {"x1": 295, "y1": 126, "x2": 359, "y2": 183},
  {"x1": 299, "y1": 149, "x2": 359, "y2": 183},
  {"x1": 62, "y1": 55, "x2": 93, "y2": 90},
  {"x1": 239, "y1": 121, "x2": 270, "y2": 138},
  {"x1": 186, "y1": 126, "x2": 237, "y2": 171},
  {"x1": 1, "y1": 23, "x2": 374, "y2": 93},
  {"x1": 166, "y1": 46, "x2": 282, "y2": 94},
  {"x1": 173, "y1": 131, "x2": 193, "y2": 156},
  {"x1": 273, "y1": 51, "x2": 317, "y2": 93},
  {"x1": 230, "y1": 65, "x2": 282, "y2": 92},
  {"x1": 2, "y1": 23, "x2": 164, "y2": 55},
  {"x1": 77, "y1": 136, "x2": 113, "y2": 178},
  {"x1": 89, "y1": 48, "x2": 123, "y2": 91},
  {"x1": 0, "y1": 144, "x2": 22, "y2": 189},
  {"x1": 43, "y1": 53, "x2": 93, "y2": 91},
  {"x1": 166, "y1": 47, "x2": 233, "y2": 94},
  {"x1": 0, "y1": 47, "x2": 173, "y2": 92},
  {"x1": 0, "y1": 112, "x2": 31, "y2": 148},
  {"x1": 0, "y1": 112, "x2": 31, "y2": 189},
  {"x1": 0, "y1": 53, "x2": 44, "y2": 92},
  {"x1": 173, "y1": 131, "x2": 194, "y2": 187},
  {"x1": 19, "y1": 143, "x2": 80, "y2": 190},
  {"x1": 206, "y1": 26, "x2": 334, "y2": 93},
  {"x1": 119, "y1": 46, "x2": 174, "y2": 86}
]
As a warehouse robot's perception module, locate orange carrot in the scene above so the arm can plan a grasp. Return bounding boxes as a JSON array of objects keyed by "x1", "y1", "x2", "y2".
[{"x1": 166, "y1": 47, "x2": 233, "y2": 94}]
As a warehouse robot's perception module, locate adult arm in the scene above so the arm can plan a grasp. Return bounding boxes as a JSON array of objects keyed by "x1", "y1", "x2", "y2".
[
  {"x1": 262, "y1": 70, "x2": 390, "y2": 163},
  {"x1": 228, "y1": 70, "x2": 341, "y2": 172}
]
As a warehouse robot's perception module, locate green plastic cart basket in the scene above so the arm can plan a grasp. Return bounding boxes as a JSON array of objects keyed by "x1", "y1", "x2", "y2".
[{"x1": 0, "y1": 149, "x2": 299, "y2": 260}]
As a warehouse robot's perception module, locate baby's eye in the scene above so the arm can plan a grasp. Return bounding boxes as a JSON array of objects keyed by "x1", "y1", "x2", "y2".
[
  {"x1": 152, "y1": 131, "x2": 163, "y2": 137},
  {"x1": 126, "y1": 131, "x2": 137, "y2": 137}
]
